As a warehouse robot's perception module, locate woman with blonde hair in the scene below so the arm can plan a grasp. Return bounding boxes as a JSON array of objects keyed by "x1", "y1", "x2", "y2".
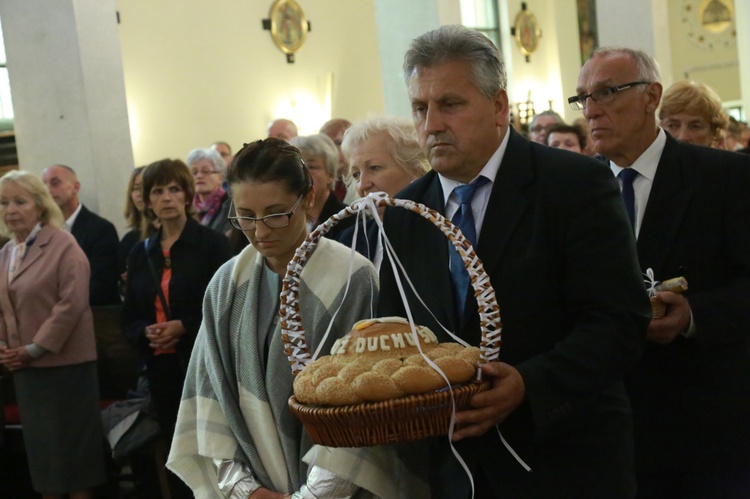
[
  {"x1": 118, "y1": 166, "x2": 152, "y2": 282},
  {"x1": 659, "y1": 80, "x2": 729, "y2": 148},
  {"x1": 0, "y1": 170, "x2": 106, "y2": 499},
  {"x1": 338, "y1": 116, "x2": 429, "y2": 269}
]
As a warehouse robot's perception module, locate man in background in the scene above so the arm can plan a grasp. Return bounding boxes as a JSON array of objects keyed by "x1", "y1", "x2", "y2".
[
  {"x1": 267, "y1": 118, "x2": 298, "y2": 142},
  {"x1": 42, "y1": 164, "x2": 121, "y2": 306},
  {"x1": 210, "y1": 141, "x2": 233, "y2": 166},
  {"x1": 574, "y1": 46, "x2": 750, "y2": 497},
  {"x1": 320, "y1": 118, "x2": 352, "y2": 201}
]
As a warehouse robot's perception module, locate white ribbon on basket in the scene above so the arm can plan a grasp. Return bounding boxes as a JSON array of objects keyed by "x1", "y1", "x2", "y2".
[
  {"x1": 302, "y1": 192, "x2": 530, "y2": 496},
  {"x1": 308, "y1": 203, "x2": 378, "y2": 361},
  {"x1": 644, "y1": 268, "x2": 659, "y2": 298}
]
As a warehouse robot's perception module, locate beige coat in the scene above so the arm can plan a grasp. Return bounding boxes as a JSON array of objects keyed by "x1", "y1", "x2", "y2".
[{"x1": 0, "y1": 224, "x2": 97, "y2": 367}]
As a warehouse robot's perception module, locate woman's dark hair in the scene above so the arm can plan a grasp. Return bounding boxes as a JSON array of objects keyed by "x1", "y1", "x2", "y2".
[
  {"x1": 142, "y1": 158, "x2": 196, "y2": 222},
  {"x1": 227, "y1": 138, "x2": 312, "y2": 196},
  {"x1": 545, "y1": 123, "x2": 587, "y2": 150}
]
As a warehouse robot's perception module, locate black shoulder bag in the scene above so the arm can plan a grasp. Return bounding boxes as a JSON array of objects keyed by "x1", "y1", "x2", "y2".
[{"x1": 143, "y1": 236, "x2": 171, "y2": 320}]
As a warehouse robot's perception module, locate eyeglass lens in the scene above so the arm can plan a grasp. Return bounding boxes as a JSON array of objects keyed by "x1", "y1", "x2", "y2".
[{"x1": 191, "y1": 169, "x2": 217, "y2": 176}]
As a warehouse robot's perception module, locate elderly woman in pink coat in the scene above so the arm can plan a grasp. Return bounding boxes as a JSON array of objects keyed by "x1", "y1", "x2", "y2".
[{"x1": 0, "y1": 170, "x2": 106, "y2": 499}]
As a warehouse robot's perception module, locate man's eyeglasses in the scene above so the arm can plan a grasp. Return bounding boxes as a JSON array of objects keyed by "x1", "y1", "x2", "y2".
[
  {"x1": 568, "y1": 81, "x2": 649, "y2": 110},
  {"x1": 228, "y1": 193, "x2": 304, "y2": 231}
]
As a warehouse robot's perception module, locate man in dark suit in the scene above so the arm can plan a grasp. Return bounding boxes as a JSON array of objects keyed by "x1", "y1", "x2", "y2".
[
  {"x1": 378, "y1": 26, "x2": 651, "y2": 498},
  {"x1": 42, "y1": 164, "x2": 121, "y2": 305},
  {"x1": 574, "y1": 47, "x2": 750, "y2": 497}
]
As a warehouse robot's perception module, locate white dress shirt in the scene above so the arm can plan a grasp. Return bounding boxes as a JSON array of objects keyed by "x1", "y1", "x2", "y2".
[
  {"x1": 63, "y1": 202, "x2": 83, "y2": 232},
  {"x1": 609, "y1": 128, "x2": 667, "y2": 238},
  {"x1": 438, "y1": 128, "x2": 510, "y2": 242},
  {"x1": 609, "y1": 128, "x2": 695, "y2": 336}
]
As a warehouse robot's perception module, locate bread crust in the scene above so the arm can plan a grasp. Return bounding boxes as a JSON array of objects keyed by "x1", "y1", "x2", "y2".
[{"x1": 294, "y1": 317, "x2": 480, "y2": 405}]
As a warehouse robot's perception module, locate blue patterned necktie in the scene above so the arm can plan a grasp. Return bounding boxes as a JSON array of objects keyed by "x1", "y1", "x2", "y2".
[
  {"x1": 618, "y1": 168, "x2": 638, "y2": 230},
  {"x1": 449, "y1": 176, "x2": 489, "y2": 318}
]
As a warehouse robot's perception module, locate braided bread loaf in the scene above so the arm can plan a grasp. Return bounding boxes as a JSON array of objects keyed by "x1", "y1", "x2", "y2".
[{"x1": 293, "y1": 317, "x2": 480, "y2": 405}]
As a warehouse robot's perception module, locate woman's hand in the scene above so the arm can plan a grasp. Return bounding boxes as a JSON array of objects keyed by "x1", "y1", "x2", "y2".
[
  {"x1": 145, "y1": 320, "x2": 186, "y2": 350},
  {"x1": 0, "y1": 345, "x2": 32, "y2": 371}
]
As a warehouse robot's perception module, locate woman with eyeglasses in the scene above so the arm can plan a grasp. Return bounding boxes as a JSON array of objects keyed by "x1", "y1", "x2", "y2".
[
  {"x1": 168, "y1": 138, "x2": 415, "y2": 498},
  {"x1": 187, "y1": 147, "x2": 233, "y2": 235},
  {"x1": 121, "y1": 158, "x2": 231, "y2": 498},
  {"x1": 290, "y1": 134, "x2": 355, "y2": 240},
  {"x1": 528, "y1": 110, "x2": 563, "y2": 144}
]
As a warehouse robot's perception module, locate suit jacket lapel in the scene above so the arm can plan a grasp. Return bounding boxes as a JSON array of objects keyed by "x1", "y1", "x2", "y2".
[
  {"x1": 70, "y1": 204, "x2": 88, "y2": 238},
  {"x1": 11, "y1": 227, "x2": 52, "y2": 281},
  {"x1": 428, "y1": 174, "x2": 456, "y2": 328},
  {"x1": 476, "y1": 128, "x2": 533, "y2": 278},
  {"x1": 364, "y1": 220, "x2": 379, "y2": 260},
  {"x1": 0, "y1": 246, "x2": 9, "y2": 282},
  {"x1": 637, "y1": 136, "x2": 692, "y2": 276},
  {"x1": 411, "y1": 172, "x2": 457, "y2": 332},
  {"x1": 0, "y1": 245, "x2": 19, "y2": 341},
  {"x1": 355, "y1": 219, "x2": 381, "y2": 261}
]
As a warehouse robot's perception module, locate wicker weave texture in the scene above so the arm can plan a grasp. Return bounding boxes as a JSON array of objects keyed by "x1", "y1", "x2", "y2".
[
  {"x1": 289, "y1": 381, "x2": 489, "y2": 447},
  {"x1": 279, "y1": 194, "x2": 502, "y2": 447},
  {"x1": 280, "y1": 194, "x2": 502, "y2": 375}
]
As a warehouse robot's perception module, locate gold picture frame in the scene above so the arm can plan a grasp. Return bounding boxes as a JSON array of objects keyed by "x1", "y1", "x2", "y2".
[
  {"x1": 512, "y1": 3, "x2": 542, "y2": 62},
  {"x1": 269, "y1": 0, "x2": 308, "y2": 56}
]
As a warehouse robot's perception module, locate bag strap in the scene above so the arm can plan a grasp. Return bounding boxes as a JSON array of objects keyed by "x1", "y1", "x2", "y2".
[{"x1": 144, "y1": 236, "x2": 172, "y2": 320}]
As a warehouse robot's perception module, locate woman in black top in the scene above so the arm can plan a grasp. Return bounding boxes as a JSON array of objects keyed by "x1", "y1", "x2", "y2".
[{"x1": 121, "y1": 158, "x2": 230, "y2": 498}]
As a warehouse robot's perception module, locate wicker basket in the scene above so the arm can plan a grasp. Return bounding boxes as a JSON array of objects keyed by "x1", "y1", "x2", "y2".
[{"x1": 280, "y1": 194, "x2": 502, "y2": 447}]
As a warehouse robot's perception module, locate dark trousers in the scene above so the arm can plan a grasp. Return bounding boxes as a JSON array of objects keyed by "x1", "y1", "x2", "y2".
[
  {"x1": 144, "y1": 353, "x2": 192, "y2": 499},
  {"x1": 637, "y1": 469, "x2": 750, "y2": 499},
  {"x1": 144, "y1": 353, "x2": 185, "y2": 443}
]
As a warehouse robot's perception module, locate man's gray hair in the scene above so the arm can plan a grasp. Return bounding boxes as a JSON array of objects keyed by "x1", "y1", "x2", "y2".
[
  {"x1": 403, "y1": 24, "x2": 507, "y2": 99},
  {"x1": 530, "y1": 110, "x2": 564, "y2": 130},
  {"x1": 590, "y1": 47, "x2": 661, "y2": 83}
]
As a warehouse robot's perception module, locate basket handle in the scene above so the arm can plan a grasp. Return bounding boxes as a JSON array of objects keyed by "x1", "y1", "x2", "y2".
[{"x1": 280, "y1": 193, "x2": 502, "y2": 376}]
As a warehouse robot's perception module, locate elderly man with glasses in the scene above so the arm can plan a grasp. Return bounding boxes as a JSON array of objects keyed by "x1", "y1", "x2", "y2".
[{"x1": 573, "y1": 47, "x2": 750, "y2": 498}]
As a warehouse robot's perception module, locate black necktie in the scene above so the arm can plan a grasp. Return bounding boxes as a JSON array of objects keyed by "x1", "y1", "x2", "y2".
[
  {"x1": 618, "y1": 168, "x2": 638, "y2": 230},
  {"x1": 449, "y1": 176, "x2": 489, "y2": 318}
]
